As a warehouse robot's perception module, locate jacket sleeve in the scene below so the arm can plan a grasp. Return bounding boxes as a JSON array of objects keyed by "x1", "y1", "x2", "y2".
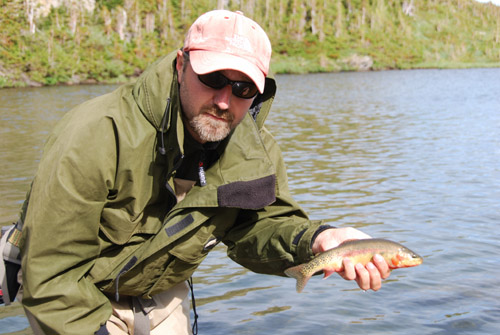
[
  {"x1": 223, "y1": 126, "x2": 324, "y2": 276},
  {"x1": 20, "y1": 110, "x2": 117, "y2": 334}
]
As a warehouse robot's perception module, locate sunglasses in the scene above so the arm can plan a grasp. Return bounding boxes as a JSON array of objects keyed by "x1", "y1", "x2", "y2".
[{"x1": 197, "y1": 72, "x2": 259, "y2": 99}]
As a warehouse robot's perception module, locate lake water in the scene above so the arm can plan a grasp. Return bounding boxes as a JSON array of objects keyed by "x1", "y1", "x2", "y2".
[{"x1": 1, "y1": 68, "x2": 499, "y2": 334}]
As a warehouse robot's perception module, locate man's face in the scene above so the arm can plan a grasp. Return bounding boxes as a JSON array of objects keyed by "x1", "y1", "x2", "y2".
[{"x1": 176, "y1": 51, "x2": 256, "y2": 143}]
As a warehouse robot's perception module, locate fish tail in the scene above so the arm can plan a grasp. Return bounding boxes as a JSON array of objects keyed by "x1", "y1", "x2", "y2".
[{"x1": 284, "y1": 264, "x2": 311, "y2": 293}]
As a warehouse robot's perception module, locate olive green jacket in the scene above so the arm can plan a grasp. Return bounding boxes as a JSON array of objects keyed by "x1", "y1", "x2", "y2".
[{"x1": 19, "y1": 51, "x2": 323, "y2": 334}]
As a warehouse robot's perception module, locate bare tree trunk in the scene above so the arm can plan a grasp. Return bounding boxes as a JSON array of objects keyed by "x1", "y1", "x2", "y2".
[
  {"x1": 133, "y1": 10, "x2": 141, "y2": 38},
  {"x1": 24, "y1": 0, "x2": 36, "y2": 34},
  {"x1": 311, "y1": 0, "x2": 325, "y2": 41},
  {"x1": 311, "y1": 0, "x2": 317, "y2": 36},
  {"x1": 69, "y1": 6, "x2": 78, "y2": 35},
  {"x1": 288, "y1": 0, "x2": 297, "y2": 39},
  {"x1": 279, "y1": 0, "x2": 286, "y2": 38},
  {"x1": 159, "y1": 0, "x2": 168, "y2": 40},
  {"x1": 360, "y1": 4, "x2": 366, "y2": 43},
  {"x1": 156, "y1": 0, "x2": 177, "y2": 42},
  {"x1": 403, "y1": 0, "x2": 415, "y2": 16},
  {"x1": 145, "y1": 12, "x2": 155, "y2": 33},
  {"x1": 102, "y1": 7, "x2": 112, "y2": 36},
  {"x1": 265, "y1": 0, "x2": 271, "y2": 21},
  {"x1": 180, "y1": 0, "x2": 186, "y2": 23},
  {"x1": 319, "y1": 0, "x2": 326, "y2": 42},
  {"x1": 298, "y1": 1, "x2": 306, "y2": 41},
  {"x1": 116, "y1": 7, "x2": 127, "y2": 41},
  {"x1": 335, "y1": 0, "x2": 343, "y2": 38},
  {"x1": 243, "y1": 0, "x2": 255, "y2": 18},
  {"x1": 48, "y1": 28, "x2": 54, "y2": 68},
  {"x1": 288, "y1": 0, "x2": 306, "y2": 41},
  {"x1": 496, "y1": 11, "x2": 500, "y2": 44},
  {"x1": 55, "y1": 8, "x2": 61, "y2": 29},
  {"x1": 168, "y1": 4, "x2": 176, "y2": 41}
]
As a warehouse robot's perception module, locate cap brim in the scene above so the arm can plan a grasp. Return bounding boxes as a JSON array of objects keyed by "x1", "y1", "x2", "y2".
[{"x1": 189, "y1": 50, "x2": 266, "y2": 94}]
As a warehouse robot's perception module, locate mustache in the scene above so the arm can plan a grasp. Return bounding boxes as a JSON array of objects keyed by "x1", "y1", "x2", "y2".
[{"x1": 202, "y1": 105, "x2": 234, "y2": 122}]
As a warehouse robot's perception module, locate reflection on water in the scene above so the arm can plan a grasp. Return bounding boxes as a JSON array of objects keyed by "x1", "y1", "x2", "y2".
[
  {"x1": 195, "y1": 286, "x2": 277, "y2": 307},
  {"x1": 252, "y1": 305, "x2": 292, "y2": 317},
  {"x1": 1, "y1": 68, "x2": 500, "y2": 334}
]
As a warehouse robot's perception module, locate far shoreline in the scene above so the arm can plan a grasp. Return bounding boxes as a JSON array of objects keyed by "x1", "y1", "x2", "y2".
[{"x1": 1, "y1": 60, "x2": 499, "y2": 89}]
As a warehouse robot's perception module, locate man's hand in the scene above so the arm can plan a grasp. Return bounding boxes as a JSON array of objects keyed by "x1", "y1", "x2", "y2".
[{"x1": 311, "y1": 227, "x2": 391, "y2": 291}]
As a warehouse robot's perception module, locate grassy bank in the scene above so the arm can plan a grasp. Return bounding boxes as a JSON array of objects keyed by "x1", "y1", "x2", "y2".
[{"x1": 0, "y1": 0, "x2": 499, "y2": 88}]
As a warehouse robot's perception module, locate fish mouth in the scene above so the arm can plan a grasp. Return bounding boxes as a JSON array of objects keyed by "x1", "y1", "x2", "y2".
[{"x1": 402, "y1": 257, "x2": 423, "y2": 267}]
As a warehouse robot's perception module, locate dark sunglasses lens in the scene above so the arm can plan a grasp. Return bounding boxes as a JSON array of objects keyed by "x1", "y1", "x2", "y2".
[
  {"x1": 198, "y1": 73, "x2": 258, "y2": 99},
  {"x1": 232, "y1": 82, "x2": 258, "y2": 99},
  {"x1": 199, "y1": 72, "x2": 226, "y2": 89}
]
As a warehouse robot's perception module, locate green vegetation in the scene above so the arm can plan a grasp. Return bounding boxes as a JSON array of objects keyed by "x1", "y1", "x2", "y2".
[{"x1": 0, "y1": 0, "x2": 499, "y2": 88}]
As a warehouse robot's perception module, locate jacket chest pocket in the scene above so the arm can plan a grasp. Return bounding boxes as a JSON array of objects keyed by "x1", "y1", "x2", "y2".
[
  {"x1": 96, "y1": 212, "x2": 219, "y2": 298},
  {"x1": 144, "y1": 222, "x2": 220, "y2": 297}
]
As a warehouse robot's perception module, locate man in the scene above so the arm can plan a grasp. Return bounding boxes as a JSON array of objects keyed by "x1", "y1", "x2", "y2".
[{"x1": 15, "y1": 10, "x2": 390, "y2": 335}]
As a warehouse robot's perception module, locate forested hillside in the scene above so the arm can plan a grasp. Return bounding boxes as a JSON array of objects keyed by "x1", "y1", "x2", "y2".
[{"x1": 0, "y1": 0, "x2": 499, "y2": 87}]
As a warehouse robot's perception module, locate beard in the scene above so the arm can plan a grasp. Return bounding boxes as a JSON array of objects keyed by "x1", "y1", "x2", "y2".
[{"x1": 188, "y1": 106, "x2": 234, "y2": 142}]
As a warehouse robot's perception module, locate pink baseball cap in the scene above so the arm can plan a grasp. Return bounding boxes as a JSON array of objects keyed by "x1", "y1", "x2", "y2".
[{"x1": 183, "y1": 10, "x2": 272, "y2": 94}]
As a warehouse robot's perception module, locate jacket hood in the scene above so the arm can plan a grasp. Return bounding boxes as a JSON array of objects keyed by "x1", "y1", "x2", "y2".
[
  {"x1": 132, "y1": 52, "x2": 180, "y2": 132},
  {"x1": 132, "y1": 51, "x2": 277, "y2": 133}
]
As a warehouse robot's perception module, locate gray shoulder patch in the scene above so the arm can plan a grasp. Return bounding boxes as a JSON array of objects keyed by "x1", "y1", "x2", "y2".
[{"x1": 217, "y1": 175, "x2": 276, "y2": 209}]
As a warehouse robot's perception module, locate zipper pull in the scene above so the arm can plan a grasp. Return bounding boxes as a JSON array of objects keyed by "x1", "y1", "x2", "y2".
[{"x1": 198, "y1": 161, "x2": 207, "y2": 187}]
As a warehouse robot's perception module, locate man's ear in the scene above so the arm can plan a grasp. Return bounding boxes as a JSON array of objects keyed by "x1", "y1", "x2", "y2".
[{"x1": 176, "y1": 50, "x2": 184, "y2": 83}]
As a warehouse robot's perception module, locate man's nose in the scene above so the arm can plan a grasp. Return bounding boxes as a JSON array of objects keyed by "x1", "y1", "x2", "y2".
[{"x1": 213, "y1": 85, "x2": 232, "y2": 110}]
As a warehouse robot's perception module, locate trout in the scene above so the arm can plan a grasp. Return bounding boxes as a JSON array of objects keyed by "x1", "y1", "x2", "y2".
[{"x1": 284, "y1": 238, "x2": 423, "y2": 293}]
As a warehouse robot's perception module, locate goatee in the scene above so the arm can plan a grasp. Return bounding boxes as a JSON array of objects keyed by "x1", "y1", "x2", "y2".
[{"x1": 189, "y1": 106, "x2": 234, "y2": 142}]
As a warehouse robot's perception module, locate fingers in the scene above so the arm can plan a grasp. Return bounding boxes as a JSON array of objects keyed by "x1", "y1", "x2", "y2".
[
  {"x1": 340, "y1": 258, "x2": 356, "y2": 280},
  {"x1": 358, "y1": 262, "x2": 381, "y2": 291},
  {"x1": 373, "y1": 254, "x2": 391, "y2": 279},
  {"x1": 338, "y1": 254, "x2": 391, "y2": 291}
]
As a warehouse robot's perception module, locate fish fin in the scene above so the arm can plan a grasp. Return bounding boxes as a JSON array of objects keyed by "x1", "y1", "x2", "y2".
[
  {"x1": 323, "y1": 269, "x2": 336, "y2": 279},
  {"x1": 284, "y1": 264, "x2": 310, "y2": 293}
]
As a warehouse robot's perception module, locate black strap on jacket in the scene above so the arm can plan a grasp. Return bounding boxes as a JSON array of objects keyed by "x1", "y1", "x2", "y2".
[{"x1": 188, "y1": 277, "x2": 199, "y2": 335}]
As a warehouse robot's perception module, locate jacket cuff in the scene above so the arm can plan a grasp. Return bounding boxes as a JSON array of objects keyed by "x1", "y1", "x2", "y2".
[
  {"x1": 293, "y1": 221, "x2": 327, "y2": 263},
  {"x1": 310, "y1": 225, "x2": 336, "y2": 248}
]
